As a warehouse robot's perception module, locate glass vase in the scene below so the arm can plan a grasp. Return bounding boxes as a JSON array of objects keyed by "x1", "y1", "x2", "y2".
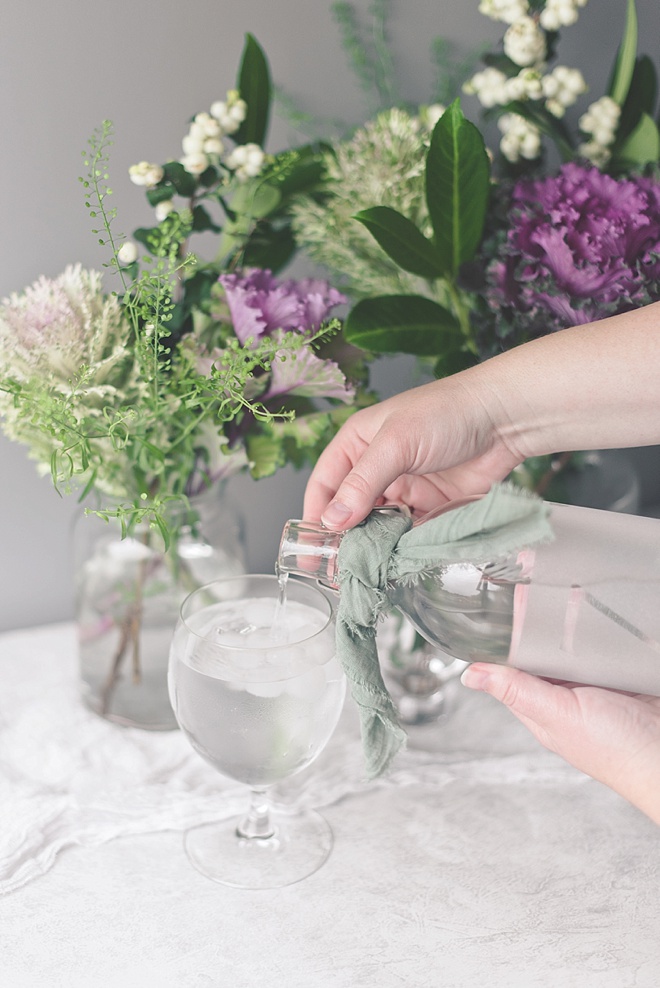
[{"x1": 74, "y1": 482, "x2": 246, "y2": 729}]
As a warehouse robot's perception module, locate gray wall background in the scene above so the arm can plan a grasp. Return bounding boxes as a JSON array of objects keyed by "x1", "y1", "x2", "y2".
[{"x1": 1, "y1": 0, "x2": 658, "y2": 632}]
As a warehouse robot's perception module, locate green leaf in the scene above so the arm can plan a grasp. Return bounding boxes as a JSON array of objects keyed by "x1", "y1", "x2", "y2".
[
  {"x1": 242, "y1": 223, "x2": 297, "y2": 272},
  {"x1": 354, "y1": 206, "x2": 443, "y2": 279},
  {"x1": 153, "y1": 514, "x2": 171, "y2": 552},
  {"x1": 247, "y1": 182, "x2": 281, "y2": 219},
  {"x1": 235, "y1": 34, "x2": 271, "y2": 147},
  {"x1": 425, "y1": 99, "x2": 491, "y2": 276},
  {"x1": 612, "y1": 112, "x2": 660, "y2": 168},
  {"x1": 609, "y1": 0, "x2": 638, "y2": 105},
  {"x1": 246, "y1": 432, "x2": 284, "y2": 479},
  {"x1": 617, "y1": 55, "x2": 658, "y2": 140},
  {"x1": 345, "y1": 295, "x2": 461, "y2": 356},
  {"x1": 146, "y1": 185, "x2": 177, "y2": 207},
  {"x1": 433, "y1": 348, "x2": 480, "y2": 379},
  {"x1": 133, "y1": 226, "x2": 156, "y2": 249},
  {"x1": 192, "y1": 204, "x2": 221, "y2": 233},
  {"x1": 162, "y1": 161, "x2": 197, "y2": 197}
]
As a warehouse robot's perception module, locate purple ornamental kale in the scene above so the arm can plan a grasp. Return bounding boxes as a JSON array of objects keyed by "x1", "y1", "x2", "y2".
[
  {"x1": 218, "y1": 268, "x2": 354, "y2": 405},
  {"x1": 219, "y1": 268, "x2": 347, "y2": 344},
  {"x1": 478, "y1": 163, "x2": 660, "y2": 345}
]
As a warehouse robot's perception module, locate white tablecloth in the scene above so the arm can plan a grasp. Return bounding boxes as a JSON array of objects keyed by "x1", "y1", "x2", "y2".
[{"x1": 0, "y1": 623, "x2": 658, "y2": 988}]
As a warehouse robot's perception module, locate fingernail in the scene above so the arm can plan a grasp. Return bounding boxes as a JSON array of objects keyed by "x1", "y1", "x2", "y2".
[
  {"x1": 460, "y1": 665, "x2": 491, "y2": 691},
  {"x1": 322, "y1": 501, "x2": 352, "y2": 529}
]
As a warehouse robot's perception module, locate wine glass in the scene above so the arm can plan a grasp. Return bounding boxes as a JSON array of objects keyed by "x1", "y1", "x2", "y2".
[{"x1": 168, "y1": 574, "x2": 346, "y2": 889}]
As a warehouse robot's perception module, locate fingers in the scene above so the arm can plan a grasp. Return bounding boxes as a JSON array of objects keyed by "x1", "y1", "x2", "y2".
[
  {"x1": 314, "y1": 428, "x2": 416, "y2": 530},
  {"x1": 460, "y1": 663, "x2": 577, "y2": 742}
]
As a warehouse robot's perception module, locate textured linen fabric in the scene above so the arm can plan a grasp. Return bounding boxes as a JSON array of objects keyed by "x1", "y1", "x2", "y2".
[{"x1": 336, "y1": 483, "x2": 554, "y2": 779}]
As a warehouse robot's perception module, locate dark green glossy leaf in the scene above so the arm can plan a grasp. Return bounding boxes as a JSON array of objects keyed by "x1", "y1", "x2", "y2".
[
  {"x1": 617, "y1": 55, "x2": 658, "y2": 140},
  {"x1": 425, "y1": 100, "x2": 491, "y2": 276},
  {"x1": 354, "y1": 206, "x2": 443, "y2": 279},
  {"x1": 198, "y1": 165, "x2": 219, "y2": 188},
  {"x1": 608, "y1": 0, "x2": 638, "y2": 105},
  {"x1": 146, "y1": 185, "x2": 177, "y2": 207},
  {"x1": 132, "y1": 226, "x2": 157, "y2": 248},
  {"x1": 235, "y1": 34, "x2": 271, "y2": 147},
  {"x1": 482, "y1": 52, "x2": 518, "y2": 75},
  {"x1": 345, "y1": 295, "x2": 461, "y2": 356},
  {"x1": 243, "y1": 223, "x2": 297, "y2": 272},
  {"x1": 162, "y1": 161, "x2": 197, "y2": 197},
  {"x1": 192, "y1": 204, "x2": 221, "y2": 233}
]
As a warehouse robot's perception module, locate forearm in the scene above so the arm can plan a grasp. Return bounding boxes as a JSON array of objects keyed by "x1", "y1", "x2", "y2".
[{"x1": 468, "y1": 301, "x2": 660, "y2": 460}]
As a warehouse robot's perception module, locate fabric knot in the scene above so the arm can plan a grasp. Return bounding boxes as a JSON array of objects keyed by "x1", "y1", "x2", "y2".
[{"x1": 335, "y1": 483, "x2": 554, "y2": 779}]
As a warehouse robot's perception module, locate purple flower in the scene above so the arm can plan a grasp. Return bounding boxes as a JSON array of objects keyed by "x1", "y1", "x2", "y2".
[
  {"x1": 478, "y1": 163, "x2": 660, "y2": 342},
  {"x1": 264, "y1": 345, "x2": 354, "y2": 404},
  {"x1": 219, "y1": 268, "x2": 347, "y2": 345},
  {"x1": 212, "y1": 268, "x2": 354, "y2": 406}
]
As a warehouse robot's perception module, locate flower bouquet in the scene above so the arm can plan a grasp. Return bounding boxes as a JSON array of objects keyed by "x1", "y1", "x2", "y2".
[
  {"x1": 0, "y1": 36, "x2": 367, "y2": 725},
  {"x1": 289, "y1": 0, "x2": 660, "y2": 716},
  {"x1": 294, "y1": 0, "x2": 660, "y2": 498}
]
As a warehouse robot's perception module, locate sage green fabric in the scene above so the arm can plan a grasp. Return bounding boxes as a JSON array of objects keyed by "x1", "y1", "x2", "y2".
[{"x1": 336, "y1": 483, "x2": 554, "y2": 779}]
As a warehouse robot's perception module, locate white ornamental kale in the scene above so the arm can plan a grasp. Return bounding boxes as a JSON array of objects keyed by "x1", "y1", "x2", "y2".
[
  {"x1": 0, "y1": 264, "x2": 136, "y2": 393},
  {"x1": 291, "y1": 107, "x2": 446, "y2": 303}
]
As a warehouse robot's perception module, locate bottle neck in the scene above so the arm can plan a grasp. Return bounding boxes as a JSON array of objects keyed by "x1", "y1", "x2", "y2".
[{"x1": 277, "y1": 520, "x2": 343, "y2": 589}]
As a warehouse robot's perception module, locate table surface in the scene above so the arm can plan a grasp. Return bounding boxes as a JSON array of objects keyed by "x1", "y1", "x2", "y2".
[{"x1": 0, "y1": 623, "x2": 658, "y2": 988}]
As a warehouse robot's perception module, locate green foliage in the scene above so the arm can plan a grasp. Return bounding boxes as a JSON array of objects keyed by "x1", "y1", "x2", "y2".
[
  {"x1": 425, "y1": 100, "x2": 490, "y2": 276},
  {"x1": 345, "y1": 295, "x2": 460, "y2": 355},
  {"x1": 343, "y1": 100, "x2": 489, "y2": 370},
  {"x1": 353, "y1": 207, "x2": 442, "y2": 279},
  {"x1": 608, "y1": 0, "x2": 638, "y2": 106},
  {"x1": 235, "y1": 33, "x2": 272, "y2": 147},
  {"x1": 0, "y1": 36, "x2": 368, "y2": 543}
]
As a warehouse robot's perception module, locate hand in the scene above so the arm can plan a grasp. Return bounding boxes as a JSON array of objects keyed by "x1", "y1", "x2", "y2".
[
  {"x1": 461, "y1": 663, "x2": 660, "y2": 825},
  {"x1": 303, "y1": 373, "x2": 523, "y2": 528}
]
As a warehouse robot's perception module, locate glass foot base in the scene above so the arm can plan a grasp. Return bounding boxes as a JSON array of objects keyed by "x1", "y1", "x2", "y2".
[{"x1": 184, "y1": 809, "x2": 334, "y2": 889}]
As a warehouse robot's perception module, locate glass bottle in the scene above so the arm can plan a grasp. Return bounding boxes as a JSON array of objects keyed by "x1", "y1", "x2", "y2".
[{"x1": 278, "y1": 499, "x2": 660, "y2": 696}]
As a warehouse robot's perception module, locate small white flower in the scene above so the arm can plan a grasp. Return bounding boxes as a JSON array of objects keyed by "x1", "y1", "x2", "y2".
[
  {"x1": 520, "y1": 129, "x2": 541, "y2": 158},
  {"x1": 498, "y1": 112, "x2": 541, "y2": 161},
  {"x1": 194, "y1": 112, "x2": 222, "y2": 138},
  {"x1": 579, "y1": 96, "x2": 620, "y2": 146},
  {"x1": 188, "y1": 121, "x2": 207, "y2": 141},
  {"x1": 180, "y1": 151, "x2": 209, "y2": 175},
  {"x1": 182, "y1": 133, "x2": 205, "y2": 155},
  {"x1": 578, "y1": 139, "x2": 611, "y2": 167},
  {"x1": 541, "y1": 65, "x2": 587, "y2": 114},
  {"x1": 545, "y1": 98, "x2": 566, "y2": 118},
  {"x1": 463, "y1": 67, "x2": 509, "y2": 108},
  {"x1": 478, "y1": 0, "x2": 529, "y2": 24},
  {"x1": 211, "y1": 91, "x2": 248, "y2": 135},
  {"x1": 203, "y1": 137, "x2": 224, "y2": 156},
  {"x1": 224, "y1": 143, "x2": 265, "y2": 181},
  {"x1": 419, "y1": 103, "x2": 445, "y2": 130},
  {"x1": 128, "y1": 161, "x2": 164, "y2": 188},
  {"x1": 117, "y1": 241, "x2": 138, "y2": 265},
  {"x1": 503, "y1": 16, "x2": 546, "y2": 67},
  {"x1": 154, "y1": 199, "x2": 175, "y2": 222},
  {"x1": 540, "y1": 0, "x2": 586, "y2": 31}
]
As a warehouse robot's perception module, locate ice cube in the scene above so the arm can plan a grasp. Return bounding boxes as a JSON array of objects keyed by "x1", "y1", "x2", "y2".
[{"x1": 245, "y1": 680, "x2": 285, "y2": 698}]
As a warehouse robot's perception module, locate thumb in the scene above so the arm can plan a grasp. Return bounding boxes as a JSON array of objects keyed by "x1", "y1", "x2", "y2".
[{"x1": 460, "y1": 663, "x2": 575, "y2": 738}]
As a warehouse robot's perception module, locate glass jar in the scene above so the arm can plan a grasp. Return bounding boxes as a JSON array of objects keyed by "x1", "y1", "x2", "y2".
[{"x1": 74, "y1": 482, "x2": 246, "y2": 729}]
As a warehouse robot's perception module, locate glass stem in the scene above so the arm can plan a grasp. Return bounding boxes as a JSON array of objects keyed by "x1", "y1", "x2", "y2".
[{"x1": 236, "y1": 788, "x2": 276, "y2": 840}]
